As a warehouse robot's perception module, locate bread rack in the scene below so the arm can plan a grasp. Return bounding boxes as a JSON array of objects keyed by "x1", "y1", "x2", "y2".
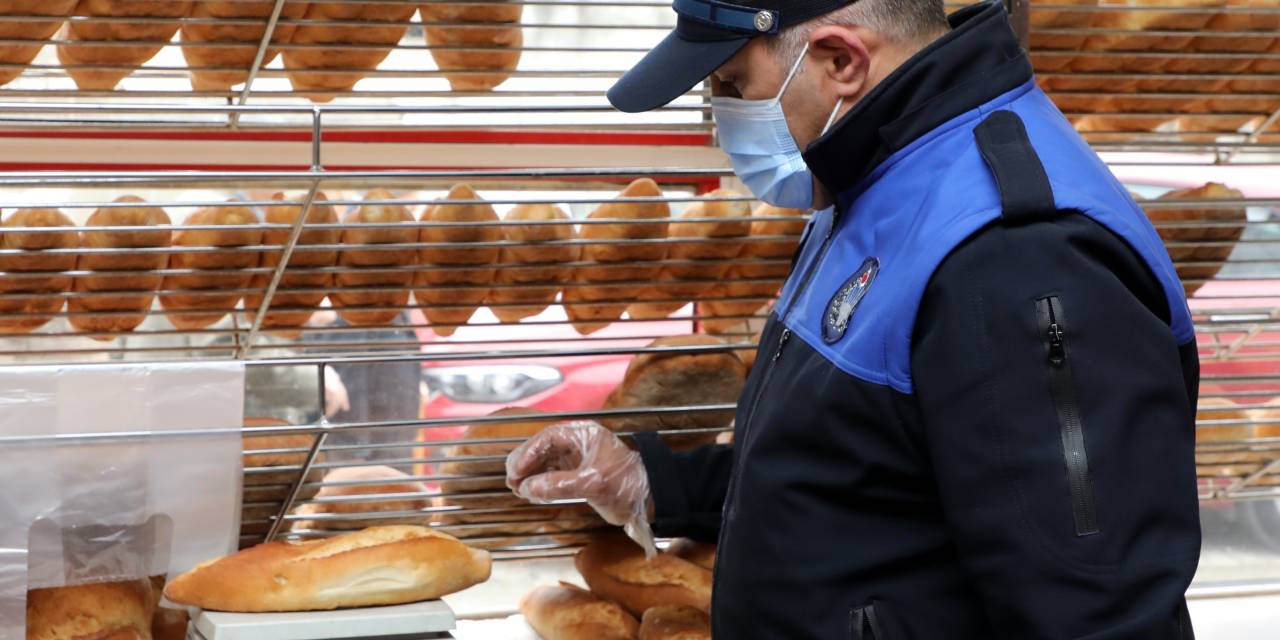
[{"x1": 0, "y1": 0, "x2": 1275, "y2": 618}]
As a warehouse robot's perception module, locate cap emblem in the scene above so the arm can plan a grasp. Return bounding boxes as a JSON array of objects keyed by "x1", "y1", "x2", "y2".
[{"x1": 753, "y1": 10, "x2": 774, "y2": 32}]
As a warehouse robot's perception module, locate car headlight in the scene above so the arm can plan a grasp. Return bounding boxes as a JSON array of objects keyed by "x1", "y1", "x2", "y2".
[{"x1": 423, "y1": 365, "x2": 563, "y2": 404}]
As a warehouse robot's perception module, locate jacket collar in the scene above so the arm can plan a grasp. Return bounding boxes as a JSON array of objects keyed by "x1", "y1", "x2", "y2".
[{"x1": 801, "y1": 1, "x2": 1033, "y2": 197}]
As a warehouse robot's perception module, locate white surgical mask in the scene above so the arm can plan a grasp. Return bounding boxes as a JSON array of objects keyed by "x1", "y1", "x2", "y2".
[{"x1": 711, "y1": 43, "x2": 845, "y2": 210}]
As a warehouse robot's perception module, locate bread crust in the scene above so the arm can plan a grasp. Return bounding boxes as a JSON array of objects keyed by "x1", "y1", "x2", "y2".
[
  {"x1": 520, "y1": 582, "x2": 640, "y2": 640},
  {"x1": 332, "y1": 189, "x2": 416, "y2": 326},
  {"x1": 639, "y1": 605, "x2": 711, "y2": 640},
  {"x1": 165, "y1": 525, "x2": 491, "y2": 612},
  {"x1": 69, "y1": 196, "x2": 171, "y2": 337},
  {"x1": 25, "y1": 580, "x2": 154, "y2": 640},
  {"x1": 489, "y1": 203, "x2": 577, "y2": 323},
  {"x1": 414, "y1": 184, "x2": 501, "y2": 335},
  {"x1": 57, "y1": 0, "x2": 195, "y2": 91},
  {"x1": 0, "y1": 208, "x2": 78, "y2": 333},
  {"x1": 244, "y1": 192, "x2": 339, "y2": 329},
  {"x1": 180, "y1": 0, "x2": 309, "y2": 91},
  {"x1": 421, "y1": 3, "x2": 524, "y2": 91},
  {"x1": 159, "y1": 203, "x2": 262, "y2": 330},
  {"x1": 0, "y1": 1, "x2": 77, "y2": 86},
  {"x1": 575, "y1": 534, "x2": 712, "y2": 617},
  {"x1": 283, "y1": 2, "x2": 417, "y2": 101}
]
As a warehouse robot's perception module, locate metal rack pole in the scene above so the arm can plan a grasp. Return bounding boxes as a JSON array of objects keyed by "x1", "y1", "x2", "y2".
[
  {"x1": 229, "y1": 0, "x2": 290, "y2": 130},
  {"x1": 264, "y1": 360, "x2": 331, "y2": 543}
]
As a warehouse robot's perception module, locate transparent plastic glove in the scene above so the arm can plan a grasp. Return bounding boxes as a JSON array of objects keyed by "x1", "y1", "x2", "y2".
[{"x1": 506, "y1": 421, "x2": 656, "y2": 557}]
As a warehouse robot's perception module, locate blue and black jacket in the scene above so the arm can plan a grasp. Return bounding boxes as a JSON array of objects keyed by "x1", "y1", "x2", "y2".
[{"x1": 635, "y1": 3, "x2": 1202, "y2": 638}]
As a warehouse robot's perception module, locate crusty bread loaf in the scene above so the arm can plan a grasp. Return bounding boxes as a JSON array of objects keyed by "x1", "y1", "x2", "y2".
[
  {"x1": 1028, "y1": 0, "x2": 1097, "y2": 63},
  {"x1": 165, "y1": 525, "x2": 491, "y2": 612},
  {"x1": 629, "y1": 191, "x2": 751, "y2": 321},
  {"x1": 520, "y1": 582, "x2": 641, "y2": 640},
  {"x1": 572, "y1": 179, "x2": 670, "y2": 333},
  {"x1": 489, "y1": 203, "x2": 578, "y2": 323},
  {"x1": 434, "y1": 407, "x2": 575, "y2": 539},
  {"x1": 1175, "y1": 0, "x2": 1280, "y2": 74},
  {"x1": 332, "y1": 189, "x2": 416, "y2": 326},
  {"x1": 663, "y1": 539, "x2": 715, "y2": 572},
  {"x1": 421, "y1": 3, "x2": 523, "y2": 91},
  {"x1": 0, "y1": 2, "x2": 77, "y2": 86},
  {"x1": 241, "y1": 417, "x2": 325, "y2": 538},
  {"x1": 58, "y1": 0, "x2": 195, "y2": 91},
  {"x1": 1144, "y1": 182, "x2": 1245, "y2": 296},
  {"x1": 415, "y1": 184, "x2": 501, "y2": 336},
  {"x1": 291, "y1": 465, "x2": 432, "y2": 531},
  {"x1": 159, "y1": 203, "x2": 261, "y2": 330},
  {"x1": 601, "y1": 335, "x2": 745, "y2": 450},
  {"x1": 25, "y1": 580, "x2": 154, "y2": 640},
  {"x1": 575, "y1": 533, "x2": 712, "y2": 617},
  {"x1": 244, "y1": 192, "x2": 339, "y2": 329},
  {"x1": 1083, "y1": 0, "x2": 1223, "y2": 53},
  {"x1": 77, "y1": 628, "x2": 147, "y2": 640},
  {"x1": 148, "y1": 575, "x2": 187, "y2": 640},
  {"x1": 639, "y1": 605, "x2": 711, "y2": 640},
  {"x1": 0, "y1": 208, "x2": 78, "y2": 333},
  {"x1": 181, "y1": 0, "x2": 309, "y2": 92},
  {"x1": 283, "y1": 2, "x2": 417, "y2": 101},
  {"x1": 700, "y1": 202, "x2": 804, "y2": 333},
  {"x1": 68, "y1": 196, "x2": 170, "y2": 338}
]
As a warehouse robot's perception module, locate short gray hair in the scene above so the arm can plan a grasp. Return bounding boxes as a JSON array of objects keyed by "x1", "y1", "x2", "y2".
[{"x1": 766, "y1": 0, "x2": 949, "y2": 60}]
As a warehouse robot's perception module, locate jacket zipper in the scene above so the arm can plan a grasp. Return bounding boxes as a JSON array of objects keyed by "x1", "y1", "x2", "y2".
[{"x1": 1037, "y1": 296, "x2": 1100, "y2": 537}]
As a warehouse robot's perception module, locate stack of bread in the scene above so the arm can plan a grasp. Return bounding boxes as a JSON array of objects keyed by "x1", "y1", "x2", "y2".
[
  {"x1": 283, "y1": 2, "x2": 418, "y2": 101},
  {"x1": 180, "y1": 0, "x2": 310, "y2": 92},
  {"x1": 0, "y1": 208, "x2": 78, "y2": 334},
  {"x1": 69, "y1": 196, "x2": 171, "y2": 338},
  {"x1": 164, "y1": 525, "x2": 491, "y2": 612},
  {"x1": 25, "y1": 579, "x2": 156, "y2": 640},
  {"x1": 57, "y1": 0, "x2": 196, "y2": 91},
  {"x1": 628, "y1": 189, "x2": 751, "y2": 321},
  {"x1": 1140, "y1": 182, "x2": 1246, "y2": 297},
  {"x1": 701, "y1": 203, "x2": 806, "y2": 334},
  {"x1": 488, "y1": 203, "x2": 579, "y2": 323},
  {"x1": 600, "y1": 335, "x2": 746, "y2": 451},
  {"x1": 1195, "y1": 396, "x2": 1280, "y2": 486},
  {"x1": 291, "y1": 465, "x2": 433, "y2": 531},
  {"x1": 415, "y1": 184, "x2": 502, "y2": 336},
  {"x1": 568, "y1": 179, "x2": 671, "y2": 335},
  {"x1": 159, "y1": 202, "x2": 262, "y2": 331},
  {"x1": 420, "y1": 2, "x2": 524, "y2": 91},
  {"x1": 1027, "y1": 0, "x2": 1098, "y2": 72},
  {"x1": 0, "y1": 2, "x2": 77, "y2": 87},
  {"x1": 331, "y1": 189, "x2": 417, "y2": 326},
  {"x1": 244, "y1": 192, "x2": 340, "y2": 329},
  {"x1": 436, "y1": 407, "x2": 600, "y2": 546},
  {"x1": 521, "y1": 533, "x2": 713, "y2": 640}
]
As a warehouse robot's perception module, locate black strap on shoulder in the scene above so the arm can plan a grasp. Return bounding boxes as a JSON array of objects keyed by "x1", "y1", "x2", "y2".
[{"x1": 974, "y1": 110, "x2": 1055, "y2": 224}]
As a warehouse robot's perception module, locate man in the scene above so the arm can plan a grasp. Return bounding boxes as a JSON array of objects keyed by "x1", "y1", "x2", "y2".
[{"x1": 508, "y1": 0, "x2": 1202, "y2": 637}]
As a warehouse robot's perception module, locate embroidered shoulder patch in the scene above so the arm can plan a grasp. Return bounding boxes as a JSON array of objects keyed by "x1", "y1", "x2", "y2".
[{"x1": 822, "y1": 257, "x2": 879, "y2": 344}]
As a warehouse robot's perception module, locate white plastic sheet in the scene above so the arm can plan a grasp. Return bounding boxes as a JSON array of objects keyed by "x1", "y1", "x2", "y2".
[{"x1": 0, "y1": 362, "x2": 244, "y2": 634}]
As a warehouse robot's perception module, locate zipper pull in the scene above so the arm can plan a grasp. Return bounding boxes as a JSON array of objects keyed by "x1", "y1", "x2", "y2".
[
  {"x1": 772, "y1": 329, "x2": 791, "y2": 363},
  {"x1": 1047, "y1": 322, "x2": 1065, "y2": 367}
]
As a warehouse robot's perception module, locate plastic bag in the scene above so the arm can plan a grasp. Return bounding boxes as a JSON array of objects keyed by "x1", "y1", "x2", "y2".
[{"x1": 0, "y1": 363, "x2": 244, "y2": 635}]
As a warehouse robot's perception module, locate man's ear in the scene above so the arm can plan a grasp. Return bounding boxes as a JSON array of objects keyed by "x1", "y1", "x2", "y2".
[{"x1": 808, "y1": 25, "x2": 872, "y2": 99}]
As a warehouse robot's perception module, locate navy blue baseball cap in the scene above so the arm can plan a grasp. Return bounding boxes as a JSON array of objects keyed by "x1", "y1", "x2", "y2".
[{"x1": 608, "y1": 0, "x2": 855, "y2": 113}]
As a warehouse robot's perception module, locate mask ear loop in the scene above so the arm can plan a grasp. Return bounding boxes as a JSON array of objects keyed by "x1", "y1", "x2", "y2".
[
  {"x1": 774, "y1": 41, "x2": 811, "y2": 104},
  {"x1": 821, "y1": 96, "x2": 846, "y2": 135}
]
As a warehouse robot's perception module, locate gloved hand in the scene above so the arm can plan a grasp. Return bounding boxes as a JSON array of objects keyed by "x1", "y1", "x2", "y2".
[{"x1": 506, "y1": 421, "x2": 656, "y2": 557}]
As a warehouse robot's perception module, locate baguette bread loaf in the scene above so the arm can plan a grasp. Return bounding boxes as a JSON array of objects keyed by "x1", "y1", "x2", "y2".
[
  {"x1": 181, "y1": 0, "x2": 309, "y2": 92},
  {"x1": 562, "y1": 273, "x2": 624, "y2": 336},
  {"x1": 701, "y1": 203, "x2": 804, "y2": 334},
  {"x1": 573, "y1": 179, "x2": 670, "y2": 333},
  {"x1": 663, "y1": 539, "x2": 715, "y2": 572},
  {"x1": 1176, "y1": 0, "x2": 1280, "y2": 73},
  {"x1": 0, "y1": 2, "x2": 77, "y2": 86},
  {"x1": 421, "y1": 3, "x2": 523, "y2": 91},
  {"x1": 159, "y1": 203, "x2": 262, "y2": 330},
  {"x1": 435, "y1": 408, "x2": 580, "y2": 539},
  {"x1": 165, "y1": 525, "x2": 491, "y2": 612},
  {"x1": 1145, "y1": 182, "x2": 1245, "y2": 296},
  {"x1": 1083, "y1": 0, "x2": 1223, "y2": 53},
  {"x1": 291, "y1": 465, "x2": 432, "y2": 531},
  {"x1": 283, "y1": 2, "x2": 417, "y2": 101},
  {"x1": 489, "y1": 203, "x2": 578, "y2": 323},
  {"x1": 244, "y1": 192, "x2": 339, "y2": 329},
  {"x1": 332, "y1": 189, "x2": 416, "y2": 326},
  {"x1": 600, "y1": 335, "x2": 745, "y2": 450},
  {"x1": 0, "y1": 208, "x2": 78, "y2": 333},
  {"x1": 1028, "y1": 0, "x2": 1096, "y2": 65},
  {"x1": 57, "y1": 0, "x2": 195, "y2": 91},
  {"x1": 629, "y1": 190, "x2": 750, "y2": 320},
  {"x1": 241, "y1": 417, "x2": 324, "y2": 539},
  {"x1": 25, "y1": 580, "x2": 154, "y2": 640},
  {"x1": 77, "y1": 628, "x2": 147, "y2": 640},
  {"x1": 575, "y1": 533, "x2": 712, "y2": 617},
  {"x1": 69, "y1": 196, "x2": 170, "y2": 338},
  {"x1": 415, "y1": 184, "x2": 501, "y2": 335},
  {"x1": 520, "y1": 582, "x2": 641, "y2": 640},
  {"x1": 639, "y1": 605, "x2": 711, "y2": 640}
]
